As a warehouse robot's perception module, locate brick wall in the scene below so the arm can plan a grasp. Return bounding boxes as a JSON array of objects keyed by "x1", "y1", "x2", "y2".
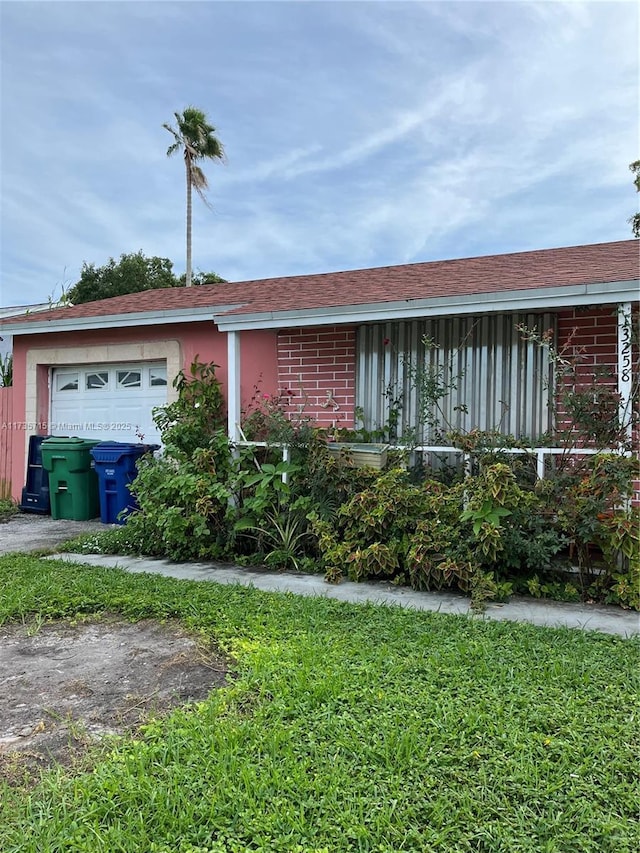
[
  {"x1": 276, "y1": 327, "x2": 356, "y2": 429},
  {"x1": 556, "y1": 304, "x2": 639, "y2": 504},
  {"x1": 555, "y1": 305, "x2": 638, "y2": 431},
  {"x1": 555, "y1": 306, "x2": 619, "y2": 435},
  {"x1": 556, "y1": 306, "x2": 619, "y2": 376}
]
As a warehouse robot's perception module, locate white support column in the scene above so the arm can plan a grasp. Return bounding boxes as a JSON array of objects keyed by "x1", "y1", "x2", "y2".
[
  {"x1": 463, "y1": 453, "x2": 471, "y2": 478},
  {"x1": 617, "y1": 303, "x2": 633, "y2": 446},
  {"x1": 227, "y1": 330, "x2": 241, "y2": 444},
  {"x1": 282, "y1": 444, "x2": 291, "y2": 484}
]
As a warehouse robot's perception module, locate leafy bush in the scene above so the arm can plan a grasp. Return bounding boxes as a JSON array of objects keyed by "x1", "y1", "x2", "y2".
[
  {"x1": 462, "y1": 463, "x2": 566, "y2": 575},
  {"x1": 591, "y1": 508, "x2": 640, "y2": 610},
  {"x1": 126, "y1": 449, "x2": 232, "y2": 560},
  {"x1": 312, "y1": 468, "x2": 474, "y2": 590},
  {"x1": 241, "y1": 386, "x2": 314, "y2": 446},
  {"x1": 295, "y1": 437, "x2": 379, "y2": 521},
  {"x1": 153, "y1": 360, "x2": 226, "y2": 459},
  {"x1": 231, "y1": 459, "x2": 315, "y2": 571},
  {"x1": 115, "y1": 361, "x2": 233, "y2": 561},
  {"x1": 524, "y1": 574, "x2": 581, "y2": 602},
  {"x1": 313, "y1": 462, "x2": 590, "y2": 609},
  {"x1": 554, "y1": 455, "x2": 636, "y2": 561}
]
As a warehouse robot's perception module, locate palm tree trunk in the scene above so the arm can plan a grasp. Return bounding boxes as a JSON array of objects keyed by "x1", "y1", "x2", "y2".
[{"x1": 185, "y1": 158, "x2": 193, "y2": 288}]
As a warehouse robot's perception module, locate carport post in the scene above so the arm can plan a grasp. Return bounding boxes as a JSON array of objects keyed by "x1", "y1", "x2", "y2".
[{"x1": 227, "y1": 330, "x2": 241, "y2": 446}]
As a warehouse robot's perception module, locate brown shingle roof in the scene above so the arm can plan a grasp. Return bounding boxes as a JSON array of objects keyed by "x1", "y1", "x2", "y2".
[{"x1": 3, "y1": 239, "x2": 638, "y2": 327}]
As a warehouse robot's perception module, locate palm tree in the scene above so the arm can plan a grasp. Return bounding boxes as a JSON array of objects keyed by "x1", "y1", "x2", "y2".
[{"x1": 164, "y1": 107, "x2": 225, "y2": 287}]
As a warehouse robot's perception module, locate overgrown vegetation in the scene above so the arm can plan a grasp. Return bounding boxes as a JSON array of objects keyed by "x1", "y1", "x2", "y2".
[
  {"x1": 0, "y1": 352, "x2": 12, "y2": 387},
  {"x1": 66, "y1": 341, "x2": 639, "y2": 610},
  {"x1": 0, "y1": 497, "x2": 18, "y2": 522},
  {"x1": 0, "y1": 555, "x2": 638, "y2": 852}
]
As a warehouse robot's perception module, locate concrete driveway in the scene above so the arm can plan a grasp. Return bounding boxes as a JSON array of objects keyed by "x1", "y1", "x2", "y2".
[{"x1": 0, "y1": 512, "x2": 106, "y2": 555}]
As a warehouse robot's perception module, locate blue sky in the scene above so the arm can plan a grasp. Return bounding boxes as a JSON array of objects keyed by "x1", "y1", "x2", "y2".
[{"x1": 1, "y1": 0, "x2": 638, "y2": 307}]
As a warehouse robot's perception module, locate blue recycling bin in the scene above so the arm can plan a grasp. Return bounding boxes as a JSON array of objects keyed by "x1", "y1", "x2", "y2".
[{"x1": 90, "y1": 442, "x2": 159, "y2": 524}]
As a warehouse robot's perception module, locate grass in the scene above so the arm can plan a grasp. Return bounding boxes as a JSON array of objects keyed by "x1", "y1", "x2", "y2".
[
  {"x1": 0, "y1": 497, "x2": 19, "y2": 522},
  {"x1": 0, "y1": 554, "x2": 638, "y2": 853}
]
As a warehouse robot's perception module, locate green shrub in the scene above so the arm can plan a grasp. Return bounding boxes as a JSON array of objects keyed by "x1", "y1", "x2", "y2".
[
  {"x1": 538, "y1": 454, "x2": 638, "y2": 592},
  {"x1": 313, "y1": 468, "x2": 471, "y2": 588},
  {"x1": 231, "y1": 459, "x2": 316, "y2": 571},
  {"x1": 153, "y1": 359, "x2": 226, "y2": 459},
  {"x1": 522, "y1": 574, "x2": 581, "y2": 602},
  {"x1": 295, "y1": 437, "x2": 379, "y2": 521},
  {"x1": 593, "y1": 508, "x2": 640, "y2": 610},
  {"x1": 126, "y1": 444, "x2": 232, "y2": 561},
  {"x1": 113, "y1": 360, "x2": 234, "y2": 561},
  {"x1": 462, "y1": 463, "x2": 565, "y2": 576}
]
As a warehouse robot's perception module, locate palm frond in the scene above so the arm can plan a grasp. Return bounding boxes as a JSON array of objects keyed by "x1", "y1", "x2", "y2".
[
  {"x1": 163, "y1": 121, "x2": 183, "y2": 157},
  {"x1": 191, "y1": 165, "x2": 209, "y2": 191},
  {"x1": 202, "y1": 137, "x2": 225, "y2": 161},
  {"x1": 192, "y1": 166, "x2": 213, "y2": 208}
]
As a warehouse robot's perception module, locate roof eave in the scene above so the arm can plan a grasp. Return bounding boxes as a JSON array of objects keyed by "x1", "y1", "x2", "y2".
[
  {"x1": 0, "y1": 303, "x2": 245, "y2": 336},
  {"x1": 213, "y1": 278, "x2": 640, "y2": 331}
]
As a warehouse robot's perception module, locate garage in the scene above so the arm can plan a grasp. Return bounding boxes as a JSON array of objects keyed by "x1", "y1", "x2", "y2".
[{"x1": 50, "y1": 362, "x2": 167, "y2": 445}]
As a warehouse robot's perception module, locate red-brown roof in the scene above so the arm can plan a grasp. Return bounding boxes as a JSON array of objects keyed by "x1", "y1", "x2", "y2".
[{"x1": 3, "y1": 239, "x2": 638, "y2": 327}]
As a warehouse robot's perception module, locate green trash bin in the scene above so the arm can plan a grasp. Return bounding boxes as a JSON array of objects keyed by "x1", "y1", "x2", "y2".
[{"x1": 41, "y1": 438, "x2": 101, "y2": 520}]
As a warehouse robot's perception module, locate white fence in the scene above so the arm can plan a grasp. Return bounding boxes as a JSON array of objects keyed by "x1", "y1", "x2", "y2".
[{"x1": 234, "y1": 439, "x2": 632, "y2": 485}]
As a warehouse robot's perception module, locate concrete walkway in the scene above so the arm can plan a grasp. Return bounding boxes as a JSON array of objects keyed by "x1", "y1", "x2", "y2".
[
  {"x1": 0, "y1": 514, "x2": 105, "y2": 555},
  {"x1": 50, "y1": 552, "x2": 640, "y2": 638}
]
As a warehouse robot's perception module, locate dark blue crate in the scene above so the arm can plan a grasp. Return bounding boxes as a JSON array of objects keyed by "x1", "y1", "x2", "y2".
[{"x1": 20, "y1": 435, "x2": 52, "y2": 514}]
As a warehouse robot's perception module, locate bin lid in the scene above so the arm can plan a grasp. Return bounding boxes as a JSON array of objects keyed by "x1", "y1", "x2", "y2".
[
  {"x1": 42, "y1": 437, "x2": 100, "y2": 449},
  {"x1": 90, "y1": 442, "x2": 159, "y2": 463},
  {"x1": 92, "y1": 441, "x2": 159, "y2": 453}
]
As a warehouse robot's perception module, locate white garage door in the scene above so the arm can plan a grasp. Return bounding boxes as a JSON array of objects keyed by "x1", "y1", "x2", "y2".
[{"x1": 50, "y1": 362, "x2": 168, "y2": 445}]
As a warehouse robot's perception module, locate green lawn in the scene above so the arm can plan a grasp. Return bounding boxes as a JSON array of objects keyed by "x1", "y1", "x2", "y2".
[{"x1": 0, "y1": 555, "x2": 638, "y2": 853}]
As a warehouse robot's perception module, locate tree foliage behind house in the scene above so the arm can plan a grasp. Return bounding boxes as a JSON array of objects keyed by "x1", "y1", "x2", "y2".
[{"x1": 66, "y1": 251, "x2": 226, "y2": 304}]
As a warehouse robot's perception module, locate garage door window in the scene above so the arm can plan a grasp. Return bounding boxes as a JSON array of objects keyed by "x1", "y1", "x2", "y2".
[
  {"x1": 56, "y1": 372, "x2": 79, "y2": 392},
  {"x1": 86, "y1": 372, "x2": 109, "y2": 390},
  {"x1": 117, "y1": 370, "x2": 142, "y2": 389},
  {"x1": 150, "y1": 367, "x2": 167, "y2": 387}
]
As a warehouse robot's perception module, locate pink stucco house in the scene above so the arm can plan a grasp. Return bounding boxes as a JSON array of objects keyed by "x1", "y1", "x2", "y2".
[{"x1": 1, "y1": 239, "x2": 637, "y2": 502}]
